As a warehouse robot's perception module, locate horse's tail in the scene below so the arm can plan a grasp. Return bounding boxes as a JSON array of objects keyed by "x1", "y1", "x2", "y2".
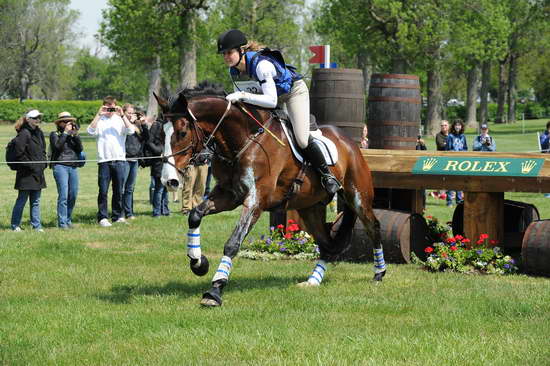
[{"x1": 321, "y1": 195, "x2": 357, "y2": 258}]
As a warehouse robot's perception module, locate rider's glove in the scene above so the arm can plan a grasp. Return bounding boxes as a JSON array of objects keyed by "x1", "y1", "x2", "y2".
[{"x1": 226, "y1": 91, "x2": 247, "y2": 103}]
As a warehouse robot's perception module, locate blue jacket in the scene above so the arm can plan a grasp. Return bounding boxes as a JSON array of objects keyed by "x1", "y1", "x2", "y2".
[
  {"x1": 230, "y1": 49, "x2": 301, "y2": 96},
  {"x1": 446, "y1": 133, "x2": 467, "y2": 151},
  {"x1": 472, "y1": 135, "x2": 496, "y2": 152},
  {"x1": 540, "y1": 131, "x2": 550, "y2": 153}
]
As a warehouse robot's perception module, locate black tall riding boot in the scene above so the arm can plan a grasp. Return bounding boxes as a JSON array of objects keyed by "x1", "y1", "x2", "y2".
[{"x1": 302, "y1": 140, "x2": 342, "y2": 196}]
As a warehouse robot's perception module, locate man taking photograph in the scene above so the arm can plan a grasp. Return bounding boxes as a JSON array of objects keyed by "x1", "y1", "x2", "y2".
[{"x1": 87, "y1": 96, "x2": 135, "y2": 227}]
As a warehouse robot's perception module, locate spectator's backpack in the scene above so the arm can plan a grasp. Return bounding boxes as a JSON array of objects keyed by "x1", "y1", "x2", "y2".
[{"x1": 5, "y1": 137, "x2": 19, "y2": 171}]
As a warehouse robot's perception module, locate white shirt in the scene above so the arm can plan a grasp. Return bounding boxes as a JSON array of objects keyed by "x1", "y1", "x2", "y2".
[
  {"x1": 239, "y1": 60, "x2": 279, "y2": 108},
  {"x1": 87, "y1": 114, "x2": 134, "y2": 163}
]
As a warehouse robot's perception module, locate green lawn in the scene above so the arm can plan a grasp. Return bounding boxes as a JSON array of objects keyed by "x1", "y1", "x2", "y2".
[{"x1": 1, "y1": 120, "x2": 549, "y2": 365}]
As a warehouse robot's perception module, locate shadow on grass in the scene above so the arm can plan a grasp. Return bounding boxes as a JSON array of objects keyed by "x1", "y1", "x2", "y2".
[{"x1": 96, "y1": 275, "x2": 302, "y2": 304}]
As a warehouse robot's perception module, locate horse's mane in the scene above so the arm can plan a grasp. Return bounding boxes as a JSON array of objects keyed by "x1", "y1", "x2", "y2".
[{"x1": 167, "y1": 80, "x2": 226, "y2": 113}]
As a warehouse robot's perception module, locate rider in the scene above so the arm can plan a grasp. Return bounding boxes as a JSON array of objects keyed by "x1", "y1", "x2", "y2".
[{"x1": 217, "y1": 29, "x2": 341, "y2": 196}]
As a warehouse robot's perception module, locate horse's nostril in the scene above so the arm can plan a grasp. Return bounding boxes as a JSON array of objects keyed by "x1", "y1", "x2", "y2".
[{"x1": 167, "y1": 179, "x2": 179, "y2": 188}]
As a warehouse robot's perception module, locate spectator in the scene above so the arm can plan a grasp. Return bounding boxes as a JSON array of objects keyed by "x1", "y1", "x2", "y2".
[
  {"x1": 539, "y1": 121, "x2": 550, "y2": 197},
  {"x1": 473, "y1": 124, "x2": 496, "y2": 152},
  {"x1": 435, "y1": 120, "x2": 449, "y2": 151},
  {"x1": 181, "y1": 151, "x2": 210, "y2": 215},
  {"x1": 431, "y1": 120, "x2": 450, "y2": 200},
  {"x1": 50, "y1": 112, "x2": 83, "y2": 229},
  {"x1": 445, "y1": 119, "x2": 467, "y2": 207},
  {"x1": 360, "y1": 125, "x2": 369, "y2": 149},
  {"x1": 145, "y1": 119, "x2": 170, "y2": 217},
  {"x1": 87, "y1": 96, "x2": 134, "y2": 227},
  {"x1": 10, "y1": 110, "x2": 47, "y2": 232},
  {"x1": 122, "y1": 104, "x2": 147, "y2": 220},
  {"x1": 539, "y1": 121, "x2": 550, "y2": 153},
  {"x1": 416, "y1": 134, "x2": 427, "y2": 150}
]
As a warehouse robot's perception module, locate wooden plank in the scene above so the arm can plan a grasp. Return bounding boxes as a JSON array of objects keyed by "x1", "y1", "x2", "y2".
[
  {"x1": 371, "y1": 172, "x2": 550, "y2": 193},
  {"x1": 463, "y1": 192, "x2": 504, "y2": 245}
]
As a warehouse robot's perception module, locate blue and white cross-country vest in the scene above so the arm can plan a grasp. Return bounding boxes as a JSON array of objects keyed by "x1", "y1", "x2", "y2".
[{"x1": 230, "y1": 49, "x2": 302, "y2": 96}]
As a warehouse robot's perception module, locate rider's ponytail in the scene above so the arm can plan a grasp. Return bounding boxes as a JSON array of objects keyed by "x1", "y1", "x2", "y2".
[{"x1": 243, "y1": 40, "x2": 265, "y2": 52}]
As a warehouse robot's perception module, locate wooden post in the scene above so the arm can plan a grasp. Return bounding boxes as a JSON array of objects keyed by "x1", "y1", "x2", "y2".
[{"x1": 463, "y1": 192, "x2": 504, "y2": 244}]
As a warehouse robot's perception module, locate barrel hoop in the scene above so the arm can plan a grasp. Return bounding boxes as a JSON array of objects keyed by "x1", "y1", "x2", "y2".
[
  {"x1": 323, "y1": 122, "x2": 366, "y2": 127},
  {"x1": 370, "y1": 83, "x2": 420, "y2": 89},
  {"x1": 311, "y1": 93, "x2": 365, "y2": 99},
  {"x1": 371, "y1": 74, "x2": 419, "y2": 80},
  {"x1": 367, "y1": 120, "x2": 420, "y2": 127},
  {"x1": 377, "y1": 137, "x2": 418, "y2": 142},
  {"x1": 368, "y1": 96, "x2": 421, "y2": 104}
]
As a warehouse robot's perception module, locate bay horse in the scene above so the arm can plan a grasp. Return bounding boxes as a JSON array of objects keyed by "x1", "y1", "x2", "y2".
[{"x1": 155, "y1": 86, "x2": 386, "y2": 307}]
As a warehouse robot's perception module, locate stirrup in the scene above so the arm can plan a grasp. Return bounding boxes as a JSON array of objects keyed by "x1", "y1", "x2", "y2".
[{"x1": 321, "y1": 174, "x2": 342, "y2": 195}]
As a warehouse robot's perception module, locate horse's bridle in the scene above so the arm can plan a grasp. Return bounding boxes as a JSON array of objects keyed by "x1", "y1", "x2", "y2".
[{"x1": 160, "y1": 100, "x2": 232, "y2": 175}]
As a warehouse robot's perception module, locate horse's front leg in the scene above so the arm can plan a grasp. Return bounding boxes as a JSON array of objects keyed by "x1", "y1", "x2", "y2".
[
  {"x1": 200, "y1": 198, "x2": 262, "y2": 307},
  {"x1": 186, "y1": 185, "x2": 240, "y2": 276}
]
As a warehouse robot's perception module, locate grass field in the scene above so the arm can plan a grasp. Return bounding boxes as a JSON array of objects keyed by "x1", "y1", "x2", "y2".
[{"x1": 1, "y1": 120, "x2": 549, "y2": 365}]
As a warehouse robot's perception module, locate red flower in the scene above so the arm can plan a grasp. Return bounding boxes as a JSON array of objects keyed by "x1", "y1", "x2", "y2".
[
  {"x1": 426, "y1": 215, "x2": 433, "y2": 219},
  {"x1": 287, "y1": 219, "x2": 295, "y2": 224},
  {"x1": 479, "y1": 233, "x2": 489, "y2": 240},
  {"x1": 441, "y1": 252, "x2": 448, "y2": 258},
  {"x1": 287, "y1": 224, "x2": 300, "y2": 232},
  {"x1": 424, "y1": 247, "x2": 434, "y2": 253},
  {"x1": 284, "y1": 233, "x2": 292, "y2": 240},
  {"x1": 277, "y1": 224, "x2": 284, "y2": 230},
  {"x1": 476, "y1": 239, "x2": 483, "y2": 245},
  {"x1": 446, "y1": 237, "x2": 456, "y2": 243},
  {"x1": 455, "y1": 235, "x2": 463, "y2": 241},
  {"x1": 462, "y1": 238, "x2": 470, "y2": 243},
  {"x1": 489, "y1": 240, "x2": 498, "y2": 246},
  {"x1": 450, "y1": 246, "x2": 457, "y2": 251}
]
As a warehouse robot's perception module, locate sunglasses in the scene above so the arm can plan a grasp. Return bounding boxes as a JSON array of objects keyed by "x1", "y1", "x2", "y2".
[{"x1": 28, "y1": 117, "x2": 42, "y2": 121}]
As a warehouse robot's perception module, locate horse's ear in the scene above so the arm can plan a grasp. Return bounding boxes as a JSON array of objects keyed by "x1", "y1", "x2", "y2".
[
  {"x1": 177, "y1": 92, "x2": 188, "y2": 109},
  {"x1": 153, "y1": 92, "x2": 169, "y2": 112}
]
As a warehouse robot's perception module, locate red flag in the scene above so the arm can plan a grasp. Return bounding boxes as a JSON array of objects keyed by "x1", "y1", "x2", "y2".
[{"x1": 309, "y1": 46, "x2": 325, "y2": 64}]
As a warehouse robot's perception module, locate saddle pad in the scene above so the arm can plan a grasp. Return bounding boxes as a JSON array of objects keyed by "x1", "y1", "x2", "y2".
[{"x1": 280, "y1": 122, "x2": 338, "y2": 166}]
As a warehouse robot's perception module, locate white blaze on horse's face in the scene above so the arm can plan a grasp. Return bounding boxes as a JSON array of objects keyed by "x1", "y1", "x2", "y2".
[{"x1": 161, "y1": 121, "x2": 181, "y2": 191}]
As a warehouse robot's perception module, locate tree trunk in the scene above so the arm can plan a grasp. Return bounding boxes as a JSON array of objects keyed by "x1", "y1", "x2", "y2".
[
  {"x1": 357, "y1": 48, "x2": 371, "y2": 95},
  {"x1": 465, "y1": 65, "x2": 479, "y2": 128},
  {"x1": 179, "y1": 14, "x2": 197, "y2": 90},
  {"x1": 479, "y1": 60, "x2": 491, "y2": 125},
  {"x1": 147, "y1": 54, "x2": 162, "y2": 120},
  {"x1": 391, "y1": 56, "x2": 407, "y2": 74},
  {"x1": 507, "y1": 53, "x2": 518, "y2": 123},
  {"x1": 495, "y1": 57, "x2": 508, "y2": 123},
  {"x1": 427, "y1": 67, "x2": 443, "y2": 136}
]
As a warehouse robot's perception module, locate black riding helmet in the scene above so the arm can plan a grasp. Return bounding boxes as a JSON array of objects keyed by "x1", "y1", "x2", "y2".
[{"x1": 217, "y1": 29, "x2": 247, "y2": 53}]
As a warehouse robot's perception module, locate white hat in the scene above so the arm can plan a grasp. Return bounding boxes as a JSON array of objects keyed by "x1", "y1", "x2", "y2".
[{"x1": 26, "y1": 110, "x2": 43, "y2": 119}]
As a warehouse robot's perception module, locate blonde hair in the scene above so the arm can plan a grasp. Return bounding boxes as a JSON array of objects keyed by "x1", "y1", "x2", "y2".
[
  {"x1": 243, "y1": 40, "x2": 265, "y2": 52},
  {"x1": 14, "y1": 117, "x2": 26, "y2": 132}
]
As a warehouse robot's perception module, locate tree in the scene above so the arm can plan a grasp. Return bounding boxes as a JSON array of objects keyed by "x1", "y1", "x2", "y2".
[{"x1": 0, "y1": 0, "x2": 78, "y2": 100}]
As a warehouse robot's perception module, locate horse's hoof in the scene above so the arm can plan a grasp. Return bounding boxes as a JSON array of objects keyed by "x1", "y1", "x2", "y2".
[
  {"x1": 297, "y1": 281, "x2": 320, "y2": 288},
  {"x1": 190, "y1": 255, "x2": 209, "y2": 276},
  {"x1": 200, "y1": 297, "x2": 221, "y2": 307},
  {"x1": 373, "y1": 270, "x2": 386, "y2": 282}
]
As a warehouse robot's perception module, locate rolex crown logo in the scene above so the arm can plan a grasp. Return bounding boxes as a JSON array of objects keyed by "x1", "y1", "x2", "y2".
[
  {"x1": 521, "y1": 160, "x2": 537, "y2": 174},
  {"x1": 422, "y1": 158, "x2": 438, "y2": 171}
]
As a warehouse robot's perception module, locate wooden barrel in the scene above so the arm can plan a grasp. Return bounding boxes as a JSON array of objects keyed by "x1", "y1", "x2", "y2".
[
  {"x1": 367, "y1": 74, "x2": 421, "y2": 149},
  {"x1": 309, "y1": 68, "x2": 365, "y2": 144},
  {"x1": 522, "y1": 220, "x2": 550, "y2": 276},
  {"x1": 332, "y1": 209, "x2": 430, "y2": 263},
  {"x1": 452, "y1": 200, "x2": 540, "y2": 248}
]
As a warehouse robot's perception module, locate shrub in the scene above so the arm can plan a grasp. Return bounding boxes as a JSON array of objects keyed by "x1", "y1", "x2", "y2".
[{"x1": 0, "y1": 100, "x2": 102, "y2": 124}]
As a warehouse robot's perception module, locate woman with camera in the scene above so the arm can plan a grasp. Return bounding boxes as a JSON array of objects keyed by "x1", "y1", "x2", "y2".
[
  {"x1": 122, "y1": 104, "x2": 146, "y2": 220},
  {"x1": 10, "y1": 110, "x2": 47, "y2": 232},
  {"x1": 50, "y1": 111, "x2": 84, "y2": 229}
]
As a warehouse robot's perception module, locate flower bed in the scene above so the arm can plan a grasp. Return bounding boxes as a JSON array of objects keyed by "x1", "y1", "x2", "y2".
[
  {"x1": 413, "y1": 233, "x2": 518, "y2": 275},
  {"x1": 239, "y1": 220, "x2": 319, "y2": 261}
]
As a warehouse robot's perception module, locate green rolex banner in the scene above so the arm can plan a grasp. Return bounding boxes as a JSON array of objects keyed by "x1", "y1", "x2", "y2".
[{"x1": 412, "y1": 157, "x2": 544, "y2": 177}]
